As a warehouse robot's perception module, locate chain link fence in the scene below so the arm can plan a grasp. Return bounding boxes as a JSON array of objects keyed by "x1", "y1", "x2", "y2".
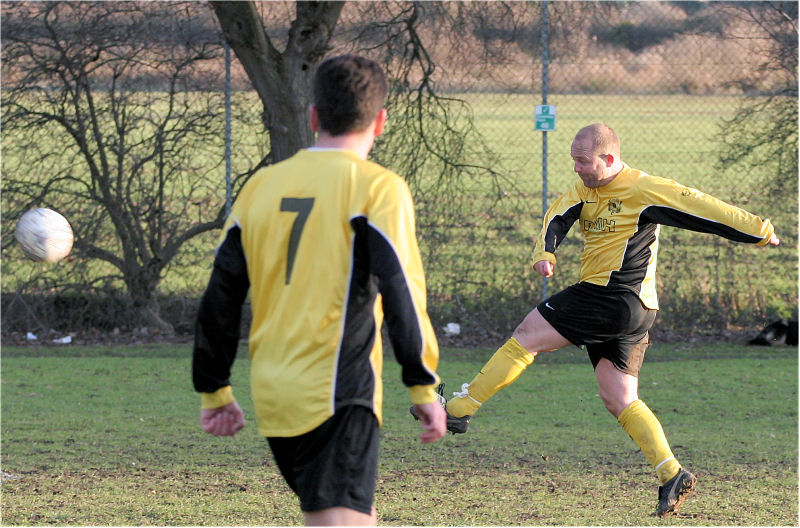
[
  {"x1": 2, "y1": 1, "x2": 796, "y2": 343},
  {"x1": 333, "y1": 1, "x2": 798, "y2": 342}
]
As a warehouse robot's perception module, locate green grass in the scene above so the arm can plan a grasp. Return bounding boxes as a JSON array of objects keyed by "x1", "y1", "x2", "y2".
[{"x1": 2, "y1": 342, "x2": 796, "y2": 525}]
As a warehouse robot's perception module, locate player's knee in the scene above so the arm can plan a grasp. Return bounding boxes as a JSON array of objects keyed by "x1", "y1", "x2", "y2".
[
  {"x1": 512, "y1": 315, "x2": 532, "y2": 338},
  {"x1": 601, "y1": 398, "x2": 623, "y2": 417},
  {"x1": 598, "y1": 390, "x2": 630, "y2": 418},
  {"x1": 512, "y1": 315, "x2": 544, "y2": 353},
  {"x1": 512, "y1": 329, "x2": 540, "y2": 355}
]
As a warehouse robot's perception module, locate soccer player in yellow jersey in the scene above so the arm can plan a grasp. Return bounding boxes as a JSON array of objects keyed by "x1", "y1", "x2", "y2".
[
  {"x1": 193, "y1": 55, "x2": 446, "y2": 526},
  {"x1": 427, "y1": 123, "x2": 780, "y2": 517}
]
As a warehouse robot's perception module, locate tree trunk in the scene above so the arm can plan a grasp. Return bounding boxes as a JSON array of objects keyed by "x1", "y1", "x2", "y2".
[
  {"x1": 127, "y1": 269, "x2": 174, "y2": 335},
  {"x1": 211, "y1": 1, "x2": 344, "y2": 163},
  {"x1": 137, "y1": 298, "x2": 175, "y2": 336}
]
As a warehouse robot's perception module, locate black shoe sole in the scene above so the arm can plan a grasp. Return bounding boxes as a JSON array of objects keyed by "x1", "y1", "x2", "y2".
[
  {"x1": 445, "y1": 417, "x2": 470, "y2": 434},
  {"x1": 657, "y1": 473, "x2": 697, "y2": 517}
]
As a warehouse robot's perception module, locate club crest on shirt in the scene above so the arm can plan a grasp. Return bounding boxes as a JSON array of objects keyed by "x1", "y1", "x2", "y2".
[{"x1": 608, "y1": 198, "x2": 623, "y2": 215}]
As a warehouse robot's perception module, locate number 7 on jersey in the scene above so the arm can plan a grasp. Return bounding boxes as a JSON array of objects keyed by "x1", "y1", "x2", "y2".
[{"x1": 280, "y1": 197, "x2": 315, "y2": 284}]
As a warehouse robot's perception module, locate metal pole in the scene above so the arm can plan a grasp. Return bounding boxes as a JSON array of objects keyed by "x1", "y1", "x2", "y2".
[
  {"x1": 541, "y1": 0, "x2": 549, "y2": 299},
  {"x1": 224, "y1": 41, "x2": 233, "y2": 218}
]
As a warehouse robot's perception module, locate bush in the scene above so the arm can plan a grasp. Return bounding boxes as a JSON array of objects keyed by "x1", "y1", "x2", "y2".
[
  {"x1": 591, "y1": 20, "x2": 679, "y2": 52},
  {"x1": 0, "y1": 291, "x2": 251, "y2": 337}
]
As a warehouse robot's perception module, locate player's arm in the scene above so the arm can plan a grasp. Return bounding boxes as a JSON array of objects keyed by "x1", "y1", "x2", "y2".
[
  {"x1": 639, "y1": 177, "x2": 777, "y2": 246},
  {"x1": 192, "y1": 224, "x2": 250, "y2": 435},
  {"x1": 532, "y1": 187, "x2": 585, "y2": 275},
  {"x1": 365, "y1": 176, "x2": 441, "y2": 408}
]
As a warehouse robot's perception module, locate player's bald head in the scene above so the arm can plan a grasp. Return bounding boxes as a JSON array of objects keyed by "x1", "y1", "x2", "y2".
[{"x1": 574, "y1": 123, "x2": 620, "y2": 158}]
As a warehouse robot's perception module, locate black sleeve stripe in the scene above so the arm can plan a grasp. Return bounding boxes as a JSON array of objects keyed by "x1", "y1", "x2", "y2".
[
  {"x1": 608, "y1": 222, "x2": 658, "y2": 289},
  {"x1": 192, "y1": 225, "x2": 250, "y2": 393},
  {"x1": 335, "y1": 217, "x2": 380, "y2": 408},
  {"x1": 362, "y1": 220, "x2": 437, "y2": 388},
  {"x1": 544, "y1": 202, "x2": 583, "y2": 253},
  {"x1": 641, "y1": 205, "x2": 763, "y2": 243}
]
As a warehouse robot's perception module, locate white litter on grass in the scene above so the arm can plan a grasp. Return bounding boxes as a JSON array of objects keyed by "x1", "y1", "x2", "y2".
[
  {"x1": 26, "y1": 332, "x2": 38, "y2": 341},
  {"x1": 52, "y1": 335, "x2": 72, "y2": 344},
  {"x1": 443, "y1": 322, "x2": 461, "y2": 336}
]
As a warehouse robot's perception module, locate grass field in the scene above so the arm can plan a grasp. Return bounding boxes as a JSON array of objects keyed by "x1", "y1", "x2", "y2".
[{"x1": 2, "y1": 342, "x2": 796, "y2": 526}]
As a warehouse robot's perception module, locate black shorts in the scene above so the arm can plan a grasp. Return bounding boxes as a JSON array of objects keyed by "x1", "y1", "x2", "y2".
[
  {"x1": 267, "y1": 405, "x2": 378, "y2": 515},
  {"x1": 537, "y1": 282, "x2": 657, "y2": 377}
]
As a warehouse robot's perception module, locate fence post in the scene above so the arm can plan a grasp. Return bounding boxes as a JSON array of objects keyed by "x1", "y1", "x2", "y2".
[
  {"x1": 540, "y1": 0, "x2": 549, "y2": 300},
  {"x1": 224, "y1": 40, "x2": 232, "y2": 218}
]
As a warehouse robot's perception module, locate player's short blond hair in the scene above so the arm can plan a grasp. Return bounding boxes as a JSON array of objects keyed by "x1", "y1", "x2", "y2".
[{"x1": 575, "y1": 123, "x2": 620, "y2": 158}]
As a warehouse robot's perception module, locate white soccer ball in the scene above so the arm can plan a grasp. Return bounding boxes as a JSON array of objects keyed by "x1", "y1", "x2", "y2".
[{"x1": 15, "y1": 208, "x2": 74, "y2": 263}]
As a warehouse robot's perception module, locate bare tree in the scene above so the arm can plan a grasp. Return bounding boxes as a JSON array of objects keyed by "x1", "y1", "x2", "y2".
[
  {"x1": 208, "y1": 1, "x2": 535, "y2": 334},
  {"x1": 211, "y1": 1, "x2": 344, "y2": 163},
  {"x1": 1, "y1": 2, "x2": 241, "y2": 332},
  {"x1": 715, "y1": 1, "x2": 798, "y2": 215},
  {"x1": 210, "y1": 1, "x2": 512, "y2": 182}
]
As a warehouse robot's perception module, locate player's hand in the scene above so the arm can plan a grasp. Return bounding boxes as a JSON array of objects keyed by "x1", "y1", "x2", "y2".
[
  {"x1": 766, "y1": 233, "x2": 780, "y2": 246},
  {"x1": 534, "y1": 260, "x2": 554, "y2": 277},
  {"x1": 412, "y1": 402, "x2": 446, "y2": 444},
  {"x1": 201, "y1": 401, "x2": 245, "y2": 437}
]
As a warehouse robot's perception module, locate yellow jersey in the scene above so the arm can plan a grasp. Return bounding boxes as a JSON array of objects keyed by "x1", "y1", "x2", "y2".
[
  {"x1": 193, "y1": 149, "x2": 440, "y2": 437},
  {"x1": 533, "y1": 165, "x2": 774, "y2": 309}
]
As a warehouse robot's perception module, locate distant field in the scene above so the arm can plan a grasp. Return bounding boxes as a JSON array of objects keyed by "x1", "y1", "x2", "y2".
[
  {"x1": 2, "y1": 93, "x2": 796, "y2": 335},
  {"x1": 451, "y1": 93, "x2": 747, "y2": 194},
  {"x1": 1, "y1": 342, "x2": 796, "y2": 525}
]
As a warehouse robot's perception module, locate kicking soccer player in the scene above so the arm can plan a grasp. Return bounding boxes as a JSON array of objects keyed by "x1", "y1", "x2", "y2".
[
  {"x1": 194, "y1": 54, "x2": 446, "y2": 526},
  {"x1": 418, "y1": 122, "x2": 780, "y2": 517}
]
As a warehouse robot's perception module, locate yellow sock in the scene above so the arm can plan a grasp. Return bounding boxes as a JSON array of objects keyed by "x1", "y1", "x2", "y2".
[
  {"x1": 446, "y1": 337, "x2": 535, "y2": 418},
  {"x1": 618, "y1": 399, "x2": 682, "y2": 485}
]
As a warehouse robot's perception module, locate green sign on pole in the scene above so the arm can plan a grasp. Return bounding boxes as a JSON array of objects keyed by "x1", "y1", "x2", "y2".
[{"x1": 535, "y1": 104, "x2": 556, "y2": 131}]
